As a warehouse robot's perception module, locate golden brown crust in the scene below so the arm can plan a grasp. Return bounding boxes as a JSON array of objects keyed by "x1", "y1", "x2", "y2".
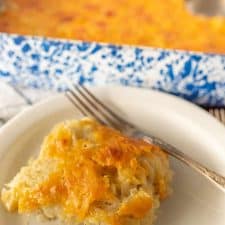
[
  {"x1": 0, "y1": 0, "x2": 225, "y2": 53},
  {"x1": 1, "y1": 118, "x2": 172, "y2": 225},
  {"x1": 117, "y1": 190, "x2": 153, "y2": 219}
]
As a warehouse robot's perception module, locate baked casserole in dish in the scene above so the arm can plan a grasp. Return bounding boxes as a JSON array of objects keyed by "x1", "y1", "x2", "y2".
[{"x1": 0, "y1": 0, "x2": 225, "y2": 53}]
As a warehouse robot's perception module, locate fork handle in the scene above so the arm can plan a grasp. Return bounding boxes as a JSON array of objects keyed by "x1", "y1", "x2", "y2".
[{"x1": 143, "y1": 136, "x2": 225, "y2": 193}]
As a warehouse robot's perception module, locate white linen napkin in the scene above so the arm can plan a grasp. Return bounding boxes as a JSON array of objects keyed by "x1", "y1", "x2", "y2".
[{"x1": 0, "y1": 82, "x2": 54, "y2": 127}]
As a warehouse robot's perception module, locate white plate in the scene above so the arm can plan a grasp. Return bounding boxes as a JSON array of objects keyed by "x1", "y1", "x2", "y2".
[{"x1": 1, "y1": 86, "x2": 225, "y2": 225}]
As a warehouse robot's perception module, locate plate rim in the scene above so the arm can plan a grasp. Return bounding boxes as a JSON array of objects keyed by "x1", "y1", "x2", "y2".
[
  {"x1": 1, "y1": 85, "x2": 225, "y2": 225},
  {"x1": 1, "y1": 85, "x2": 225, "y2": 154}
]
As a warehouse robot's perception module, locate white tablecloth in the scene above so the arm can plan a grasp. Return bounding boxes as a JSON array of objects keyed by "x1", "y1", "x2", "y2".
[{"x1": 0, "y1": 82, "x2": 54, "y2": 127}]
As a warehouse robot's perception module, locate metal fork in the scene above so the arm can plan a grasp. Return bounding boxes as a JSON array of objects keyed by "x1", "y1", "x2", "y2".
[
  {"x1": 208, "y1": 108, "x2": 225, "y2": 125},
  {"x1": 65, "y1": 85, "x2": 225, "y2": 193}
]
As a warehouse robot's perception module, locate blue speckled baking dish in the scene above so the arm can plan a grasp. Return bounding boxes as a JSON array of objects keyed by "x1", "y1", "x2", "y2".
[{"x1": 0, "y1": 33, "x2": 225, "y2": 107}]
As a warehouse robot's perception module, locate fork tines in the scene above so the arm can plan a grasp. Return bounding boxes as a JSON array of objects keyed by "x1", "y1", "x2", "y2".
[
  {"x1": 65, "y1": 85, "x2": 131, "y2": 130},
  {"x1": 66, "y1": 86, "x2": 225, "y2": 128},
  {"x1": 208, "y1": 108, "x2": 225, "y2": 125}
]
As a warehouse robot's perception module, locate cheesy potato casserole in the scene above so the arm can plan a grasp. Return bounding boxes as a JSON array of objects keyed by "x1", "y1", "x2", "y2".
[
  {"x1": 0, "y1": 0, "x2": 225, "y2": 53},
  {"x1": 1, "y1": 118, "x2": 172, "y2": 225}
]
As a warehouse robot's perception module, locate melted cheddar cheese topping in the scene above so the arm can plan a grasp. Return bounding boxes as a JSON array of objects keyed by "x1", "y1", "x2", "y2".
[
  {"x1": 1, "y1": 118, "x2": 171, "y2": 225},
  {"x1": 0, "y1": 0, "x2": 225, "y2": 53}
]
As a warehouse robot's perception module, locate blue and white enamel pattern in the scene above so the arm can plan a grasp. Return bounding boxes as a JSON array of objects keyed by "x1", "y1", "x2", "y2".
[{"x1": 0, "y1": 33, "x2": 225, "y2": 107}]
